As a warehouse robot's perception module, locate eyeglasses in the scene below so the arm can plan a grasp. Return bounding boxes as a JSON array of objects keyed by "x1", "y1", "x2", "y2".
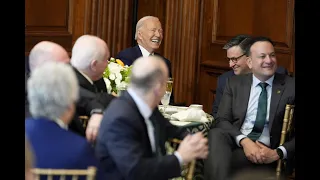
[{"x1": 227, "y1": 54, "x2": 246, "y2": 63}]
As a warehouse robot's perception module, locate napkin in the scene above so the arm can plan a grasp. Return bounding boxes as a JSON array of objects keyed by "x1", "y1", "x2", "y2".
[{"x1": 171, "y1": 108, "x2": 208, "y2": 122}]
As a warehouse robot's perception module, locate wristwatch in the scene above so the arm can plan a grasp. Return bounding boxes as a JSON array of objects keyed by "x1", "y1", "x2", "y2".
[
  {"x1": 90, "y1": 109, "x2": 104, "y2": 116},
  {"x1": 276, "y1": 148, "x2": 284, "y2": 159}
]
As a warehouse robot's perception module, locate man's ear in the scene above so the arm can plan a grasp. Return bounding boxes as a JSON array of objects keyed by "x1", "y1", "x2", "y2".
[
  {"x1": 246, "y1": 56, "x2": 252, "y2": 69},
  {"x1": 137, "y1": 30, "x2": 143, "y2": 40},
  {"x1": 90, "y1": 60, "x2": 98, "y2": 71},
  {"x1": 153, "y1": 81, "x2": 161, "y2": 96}
]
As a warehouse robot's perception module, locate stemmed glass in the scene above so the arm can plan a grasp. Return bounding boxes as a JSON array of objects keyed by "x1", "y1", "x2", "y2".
[{"x1": 161, "y1": 78, "x2": 173, "y2": 114}]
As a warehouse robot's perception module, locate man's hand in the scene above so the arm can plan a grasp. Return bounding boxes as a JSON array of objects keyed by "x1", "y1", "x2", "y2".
[
  {"x1": 177, "y1": 132, "x2": 209, "y2": 164},
  {"x1": 240, "y1": 138, "x2": 263, "y2": 164},
  {"x1": 86, "y1": 114, "x2": 103, "y2": 142},
  {"x1": 256, "y1": 141, "x2": 280, "y2": 164}
]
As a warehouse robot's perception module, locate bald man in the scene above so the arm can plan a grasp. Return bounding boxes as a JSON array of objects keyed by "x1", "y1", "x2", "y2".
[
  {"x1": 116, "y1": 16, "x2": 175, "y2": 105},
  {"x1": 95, "y1": 56, "x2": 208, "y2": 180},
  {"x1": 71, "y1": 34, "x2": 115, "y2": 142}
]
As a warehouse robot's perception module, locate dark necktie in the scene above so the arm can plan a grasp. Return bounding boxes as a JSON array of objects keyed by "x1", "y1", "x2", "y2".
[
  {"x1": 149, "y1": 114, "x2": 162, "y2": 157},
  {"x1": 247, "y1": 82, "x2": 268, "y2": 141}
]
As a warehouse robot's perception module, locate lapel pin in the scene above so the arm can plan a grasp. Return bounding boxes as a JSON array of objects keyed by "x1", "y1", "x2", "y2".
[{"x1": 277, "y1": 90, "x2": 281, "y2": 94}]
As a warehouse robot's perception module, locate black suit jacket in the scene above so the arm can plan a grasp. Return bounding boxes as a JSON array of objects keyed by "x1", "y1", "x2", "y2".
[
  {"x1": 215, "y1": 73, "x2": 295, "y2": 160},
  {"x1": 116, "y1": 45, "x2": 175, "y2": 104},
  {"x1": 212, "y1": 66, "x2": 288, "y2": 118},
  {"x1": 95, "y1": 91, "x2": 188, "y2": 180}
]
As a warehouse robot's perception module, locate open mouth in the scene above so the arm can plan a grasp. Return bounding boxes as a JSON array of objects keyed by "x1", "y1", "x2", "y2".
[{"x1": 151, "y1": 39, "x2": 160, "y2": 44}]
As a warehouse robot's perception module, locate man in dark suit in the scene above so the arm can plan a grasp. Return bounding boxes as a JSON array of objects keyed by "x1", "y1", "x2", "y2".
[
  {"x1": 25, "y1": 63, "x2": 99, "y2": 176},
  {"x1": 95, "y1": 56, "x2": 209, "y2": 180},
  {"x1": 212, "y1": 35, "x2": 288, "y2": 118},
  {"x1": 116, "y1": 16, "x2": 175, "y2": 104},
  {"x1": 204, "y1": 37, "x2": 295, "y2": 180},
  {"x1": 71, "y1": 34, "x2": 116, "y2": 142}
]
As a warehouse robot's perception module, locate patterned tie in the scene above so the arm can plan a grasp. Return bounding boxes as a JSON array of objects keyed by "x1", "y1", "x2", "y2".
[{"x1": 247, "y1": 82, "x2": 268, "y2": 141}]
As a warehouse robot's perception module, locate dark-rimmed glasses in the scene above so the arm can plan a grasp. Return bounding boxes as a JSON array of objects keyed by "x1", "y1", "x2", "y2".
[{"x1": 227, "y1": 54, "x2": 246, "y2": 63}]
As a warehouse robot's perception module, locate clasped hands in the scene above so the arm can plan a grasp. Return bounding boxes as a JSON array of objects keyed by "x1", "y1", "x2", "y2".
[
  {"x1": 240, "y1": 138, "x2": 280, "y2": 164},
  {"x1": 177, "y1": 132, "x2": 209, "y2": 164}
]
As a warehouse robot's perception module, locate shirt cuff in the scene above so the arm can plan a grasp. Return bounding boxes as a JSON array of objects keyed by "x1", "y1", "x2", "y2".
[
  {"x1": 174, "y1": 151, "x2": 183, "y2": 167},
  {"x1": 235, "y1": 135, "x2": 247, "y2": 147},
  {"x1": 278, "y1": 146, "x2": 287, "y2": 159}
]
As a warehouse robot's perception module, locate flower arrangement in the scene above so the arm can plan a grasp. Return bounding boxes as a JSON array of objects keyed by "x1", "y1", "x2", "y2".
[{"x1": 103, "y1": 57, "x2": 132, "y2": 94}]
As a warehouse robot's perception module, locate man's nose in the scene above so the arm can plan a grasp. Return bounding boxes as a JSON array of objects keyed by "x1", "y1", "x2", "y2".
[{"x1": 229, "y1": 61, "x2": 235, "y2": 67}]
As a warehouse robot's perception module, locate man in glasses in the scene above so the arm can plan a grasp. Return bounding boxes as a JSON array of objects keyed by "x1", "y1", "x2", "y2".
[{"x1": 211, "y1": 35, "x2": 288, "y2": 118}]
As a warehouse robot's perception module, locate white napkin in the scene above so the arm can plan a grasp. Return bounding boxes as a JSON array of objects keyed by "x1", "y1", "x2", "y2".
[{"x1": 171, "y1": 108, "x2": 208, "y2": 122}]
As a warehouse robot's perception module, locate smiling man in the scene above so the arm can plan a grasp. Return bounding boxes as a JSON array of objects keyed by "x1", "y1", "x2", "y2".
[
  {"x1": 211, "y1": 35, "x2": 288, "y2": 118},
  {"x1": 116, "y1": 16, "x2": 175, "y2": 104}
]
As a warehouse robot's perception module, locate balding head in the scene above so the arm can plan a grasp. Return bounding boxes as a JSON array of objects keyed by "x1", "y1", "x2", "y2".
[
  {"x1": 135, "y1": 16, "x2": 159, "y2": 40},
  {"x1": 71, "y1": 35, "x2": 110, "y2": 81},
  {"x1": 29, "y1": 41, "x2": 70, "y2": 72},
  {"x1": 130, "y1": 56, "x2": 168, "y2": 105}
]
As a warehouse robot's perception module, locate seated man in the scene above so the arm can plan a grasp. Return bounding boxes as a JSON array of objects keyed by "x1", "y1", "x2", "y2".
[
  {"x1": 212, "y1": 35, "x2": 288, "y2": 118},
  {"x1": 71, "y1": 35, "x2": 116, "y2": 142},
  {"x1": 25, "y1": 63, "x2": 98, "y2": 175},
  {"x1": 116, "y1": 16, "x2": 175, "y2": 104},
  {"x1": 95, "y1": 56, "x2": 208, "y2": 180},
  {"x1": 204, "y1": 36, "x2": 295, "y2": 180}
]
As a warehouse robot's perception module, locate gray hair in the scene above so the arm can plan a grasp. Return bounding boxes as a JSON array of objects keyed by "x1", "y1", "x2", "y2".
[
  {"x1": 71, "y1": 35, "x2": 108, "y2": 71},
  {"x1": 135, "y1": 16, "x2": 158, "y2": 40},
  {"x1": 130, "y1": 56, "x2": 166, "y2": 93},
  {"x1": 27, "y1": 62, "x2": 79, "y2": 120}
]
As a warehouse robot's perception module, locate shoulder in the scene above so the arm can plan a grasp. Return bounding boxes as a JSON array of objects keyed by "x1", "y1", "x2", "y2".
[
  {"x1": 116, "y1": 46, "x2": 137, "y2": 56},
  {"x1": 218, "y1": 70, "x2": 234, "y2": 81}
]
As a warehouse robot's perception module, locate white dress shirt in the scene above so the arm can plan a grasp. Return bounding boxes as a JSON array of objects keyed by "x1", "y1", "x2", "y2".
[
  {"x1": 138, "y1": 45, "x2": 154, "y2": 57},
  {"x1": 78, "y1": 70, "x2": 93, "y2": 84},
  {"x1": 54, "y1": 118, "x2": 68, "y2": 130},
  {"x1": 127, "y1": 88, "x2": 183, "y2": 165},
  {"x1": 235, "y1": 74, "x2": 287, "y2": 159}
]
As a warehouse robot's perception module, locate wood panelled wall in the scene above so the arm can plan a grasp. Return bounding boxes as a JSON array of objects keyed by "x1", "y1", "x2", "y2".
[{"x1": 25, "y1": 0, "x2": 295, "y2": 113}]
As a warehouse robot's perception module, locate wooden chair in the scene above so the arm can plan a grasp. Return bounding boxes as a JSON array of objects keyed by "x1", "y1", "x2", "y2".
[
  {"x1": 169, "y1": 138, "x2": 196, "y2": 180},
  {"x1": 276, "y1": 104, "x2": 295, "y2": 179},
  {"x1": 32, "y1": 166, "x2": 97, "y2": 180}
]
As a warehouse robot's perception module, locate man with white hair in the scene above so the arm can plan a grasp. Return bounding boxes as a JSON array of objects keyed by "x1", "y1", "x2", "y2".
[
  {"x1": 71, "y1": 34, "x2": 115, "y2": 142},
  {"x1": 116, "y1": 16, "x2": 175, "y2": 104},
  {"x1": 96, "y1": 56, "x2": 208, "y2": 180},
  {"x1": 25, "y1": 62, "x2": 98, "y2": 171}
]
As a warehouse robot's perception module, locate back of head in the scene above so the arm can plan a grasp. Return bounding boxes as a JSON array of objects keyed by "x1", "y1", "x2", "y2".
[
  {"x1": 71, "y1": 34, "x2": 109, "y2": 71},
  {"x1": 29, "y1": 41, "x2": 70, "y2": 72},
  {"x1": 27, "y1": 62, "x2": 79, "y2": 120},
  {"x1": 130, "y1": 56, "x2": 168, "y2": 93},
  {"x1": 223, "y1": 34, "x2": 252, "y2": 54}
]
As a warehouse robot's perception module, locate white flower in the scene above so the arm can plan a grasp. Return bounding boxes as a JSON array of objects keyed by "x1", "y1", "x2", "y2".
[
  {"x1": 103, "y1": 78, "x2": 112, "y2": 94},
  {"x1": 115, "y1": 78, "x2": 121, "y2": 85},
  {"x1": 109, "y1": 73, "x2": 116, "y2": 80},
  {"x1": 108, "y1": 62, "x2": 122, "y2": 74},
  {"x1": 115, "y1": 72, "x2": 122, "y2": 80}
]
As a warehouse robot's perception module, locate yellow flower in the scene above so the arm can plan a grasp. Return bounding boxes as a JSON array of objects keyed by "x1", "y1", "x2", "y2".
[{"x1": 116, "y1": 59, "x2": 124, "y2": 67}]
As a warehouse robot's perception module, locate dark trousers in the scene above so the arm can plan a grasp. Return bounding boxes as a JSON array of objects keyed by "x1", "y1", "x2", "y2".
[{"x1": 204, "y1": 128, "x2": 278, "y2": 180}]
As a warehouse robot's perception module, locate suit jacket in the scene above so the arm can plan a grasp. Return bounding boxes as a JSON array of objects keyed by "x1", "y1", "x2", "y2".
[
  {"x1": 212, "y1": 66, "x2": 288, "y2": 118},
  {"x1": 73, "y1": 67, "x2": 115, "y2": 117},
  {"x1": 95, "y1": 91, "x2": 188, "y2": 180},
  {"x1": 116, "y1": 45, "x2": 175, "y2": 104},
  {"x1": 25, "y1": 117, "x2": 99, "y2": 179},
  {"x1": 215, "y1": 73, "x2": 295, "y2": 160}
]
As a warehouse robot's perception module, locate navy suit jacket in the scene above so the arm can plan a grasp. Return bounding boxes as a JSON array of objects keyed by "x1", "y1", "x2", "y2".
[
  {"x1": 116, "y1": 46, "x2": 175, "y2": 104},
  {"x1": 211, "y1": 66, "x2": 288, "y2": 118},
  {"x1": 25, "y1": 117, "x2": 99, "y2": 179},
  {"x1": 95, "y1": 91, "x2": 188, "y2": 180}
]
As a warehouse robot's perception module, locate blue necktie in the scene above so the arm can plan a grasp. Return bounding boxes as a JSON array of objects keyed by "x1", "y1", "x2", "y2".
[{"x1": 247, "y1": 82, "x2": 268, "y2": 141}]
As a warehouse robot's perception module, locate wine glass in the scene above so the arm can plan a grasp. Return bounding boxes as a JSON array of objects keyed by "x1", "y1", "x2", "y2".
[{"x1": 161, "y1": 78, "x2": 173, "y2": 113}]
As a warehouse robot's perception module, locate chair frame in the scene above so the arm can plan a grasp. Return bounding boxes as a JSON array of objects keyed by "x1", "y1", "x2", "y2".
[{"x1": 32, "y1": 166, "x2": 96, "y2": 180}]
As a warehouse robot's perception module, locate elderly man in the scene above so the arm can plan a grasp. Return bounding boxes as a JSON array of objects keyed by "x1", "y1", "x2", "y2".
[
  {"x1": 71, "y1": 34, "x2": 115, "y2": 142},
  {"x1": 211, "y1": 35, "x2": 288, "y2": 118},
  {"x1": 95, "y1": 56, "x2": 209, "y2": 180},
  {"x1": 116, "y1": 16, "x2": 175, "y2": 104},
  {"x1": 204, "y1": 37, "x2": 295, "y2": 180},
  {"x1": 25, "y1": 63, "x2": 98, "y2": 172}
]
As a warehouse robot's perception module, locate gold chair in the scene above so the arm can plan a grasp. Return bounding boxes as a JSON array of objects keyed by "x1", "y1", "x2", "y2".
[
  {"x1": 169, "y1": 138, "x2": 196, "y2": 180},
  {"x1": 32, "y1": 166, "x2": 97, "y2": 180},
  {"x1": 276, "y1": 104, "x2": 295, "y2": 179}
]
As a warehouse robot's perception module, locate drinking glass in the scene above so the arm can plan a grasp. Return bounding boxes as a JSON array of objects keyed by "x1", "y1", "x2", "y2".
[{"x1": 161, "y1": 78, "x2": 173, "y2": 113}]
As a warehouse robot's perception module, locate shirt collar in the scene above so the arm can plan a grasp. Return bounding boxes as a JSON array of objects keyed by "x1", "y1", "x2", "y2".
[
  {"x1": 252, "y1": 74, "x2": 275, "y2": 87},
  {"x1": 127, "y1": 88, "x2": 152, "y2": 119},
  {"x1": 54, "y1": 118, "x2": 68, "y2": 130},
  {"x1": 78, "y1": 70, "x2": 93, "y2": 85},
  {"x1": 138, "y1": 45, "x2": 154, "y2": 57}
]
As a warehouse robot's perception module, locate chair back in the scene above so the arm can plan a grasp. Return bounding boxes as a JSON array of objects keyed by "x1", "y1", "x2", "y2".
[
  {"x1": 32, "y1": 166, "x2": 96, "y2": 180},
  {"x1": 276, "y1": 104, "x2": 295, "y2": 177}
]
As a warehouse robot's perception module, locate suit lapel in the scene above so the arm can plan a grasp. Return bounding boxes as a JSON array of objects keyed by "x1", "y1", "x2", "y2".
[
  {"x1": 239, "y1": 74, "x2": 253, "y2": 124},
  {"x1": 269, "y1": 74, "x2": 285, "y2": 131}
]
